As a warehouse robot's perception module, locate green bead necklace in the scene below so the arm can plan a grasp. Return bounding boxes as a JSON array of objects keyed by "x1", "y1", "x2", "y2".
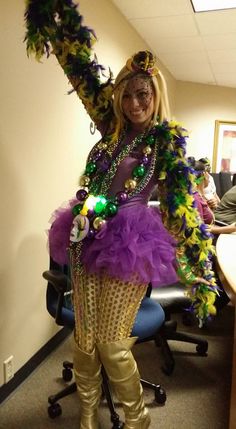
[{"x1": 71, "y1": 127, "x2": 159, "y2": 240}]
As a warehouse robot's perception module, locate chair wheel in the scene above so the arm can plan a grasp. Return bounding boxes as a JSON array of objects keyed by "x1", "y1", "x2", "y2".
[
  {"x1": 196, "y1": 343, "x2": 208, "y2": 356},
  {"x1": 62, "y1": 367, "x2": 73, "y2": 381},
  {"x1": 48, "y1": 403, "x2": 62, "y2": 419},
  {"x1": 111, "y1": 423, "x2": 124, "y2": 429},
  {"x1": 155, "y1": 385, "x2": 166, "y2": 404},
  {"x1": 111, "y1": 412, "x2": 124, "y2": 428},
  {"x1": 154, "y1": 337, "x2": 161, "y2": 347}
]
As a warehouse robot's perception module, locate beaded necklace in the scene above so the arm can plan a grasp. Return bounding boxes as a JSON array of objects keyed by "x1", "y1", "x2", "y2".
[{"x1": 69, "y1": 126, "x2": 159, "y2": 243}]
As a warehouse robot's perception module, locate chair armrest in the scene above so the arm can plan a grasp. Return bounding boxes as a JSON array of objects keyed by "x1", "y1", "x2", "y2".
[
  {"x1": 43, "y1": 269, "x2": 72, "y2": 326},
  {"x1": 43, "y1": 270, "x2": 68, "y2": 293}
]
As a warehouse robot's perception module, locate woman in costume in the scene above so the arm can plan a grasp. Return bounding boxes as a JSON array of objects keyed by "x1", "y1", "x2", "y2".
[{"x1": 24, "y1": 2, "x2": 219, "y2": 428}]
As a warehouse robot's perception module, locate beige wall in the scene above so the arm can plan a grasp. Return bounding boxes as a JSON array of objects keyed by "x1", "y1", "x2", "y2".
[
  {"x1": 0, "y1": 0, "x2": 175, "y2": 387},
  {"x1": 1, "y1": 0, "x2": 235, "y2": 388},
  {"x1": 175, "y1": 81, "x2": 236, "y2": 165}
]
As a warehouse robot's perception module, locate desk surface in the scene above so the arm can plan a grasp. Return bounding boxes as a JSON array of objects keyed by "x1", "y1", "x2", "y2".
[
  {"x1": 216, "y1": 233, "x2": 236, "y2": 429},
  {"x1": 216, "y1": 233, "x2": 236, "y2": 300}
]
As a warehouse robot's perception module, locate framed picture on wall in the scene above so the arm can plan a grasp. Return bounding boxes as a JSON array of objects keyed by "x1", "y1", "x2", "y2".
[{"x1": 213, "y1": 120, "x2": 236, "y2": 173}]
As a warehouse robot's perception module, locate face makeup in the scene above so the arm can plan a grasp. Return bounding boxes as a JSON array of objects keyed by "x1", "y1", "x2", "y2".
[{"x1": 122, "y1": 76, "x2": 154, "y2": 130}]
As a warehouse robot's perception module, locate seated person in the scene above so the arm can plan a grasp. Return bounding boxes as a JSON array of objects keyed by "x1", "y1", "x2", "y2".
[
  {"x1": 192, "y1": 160, "x2": 236, "y2": 235},
  {"x1": 192, "y1": 161, "x2": 234, "y2": 311},
  {"x1": 198, "y1": 157, "x2": 220, "y2": 209},
  {"x1": 214, "y1": 185, "x2": 236, "y2": 225}
]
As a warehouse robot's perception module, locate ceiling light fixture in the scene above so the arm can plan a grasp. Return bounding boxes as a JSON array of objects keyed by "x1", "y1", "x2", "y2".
[{"x1": 191, "y1": 0, "x2": 236, "y2": 12}]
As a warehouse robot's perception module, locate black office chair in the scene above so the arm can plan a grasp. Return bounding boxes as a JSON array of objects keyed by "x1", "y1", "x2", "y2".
[
  {"x1": 232, "y1": 173, "x2": 236, "y2": 187},
  {"x1": 149, "y1": 227, "x2": 231, "y2": 375},
  {"x1": 219, "y1": 172, "x2": 233, "y2": 197},
  {"x1": 211, "y1": 173, "x2": 222, "y2": 198},
  {"x1": 147, "y1": 190, "x2": 209, "y2": 375},
  {"x1": 43, "y1": 258, "x2": 167, "y2": 427},
  {"x1": 147, "y1": 283, "x2": 208, "y2": 375},
  {"x1": 211, "y1": 172, "x2": 233, "y2": 199}
]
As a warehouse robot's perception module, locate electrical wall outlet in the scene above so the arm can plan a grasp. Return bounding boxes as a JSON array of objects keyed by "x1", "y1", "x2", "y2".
[{"x1": 3, "y1": 356, "x2": 14, "y2": 383}]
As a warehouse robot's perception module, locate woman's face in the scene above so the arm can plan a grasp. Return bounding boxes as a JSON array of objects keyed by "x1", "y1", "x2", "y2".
[{"x1": 121, "y1": 75, "x2": 154, "y2": 130}]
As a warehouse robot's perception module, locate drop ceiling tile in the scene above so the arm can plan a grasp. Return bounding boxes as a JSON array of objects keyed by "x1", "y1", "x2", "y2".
[
  {"x1": 130, "y1": 15, "x2": 198, "y2": 39},
  {"x1": 194, "y1": 9, "x2": 236, "y2": 35},
  {"x1": 158, "y1": 50, "x2": 209, "y2": 67},
  {"x1": 167, "y1": 64, "x2": 216, "y2": 84},
  {"x1": 150, "y1": 35, "x2": 205, "y2": 54},
  {"x1": 111, "y1": 0, "x2": 236, "y2": 89},
  {"x1": 210, "y1": 61, "x2": 236, "y2": 76},
  {"x1": 208, "y1": 49, "x2": 236, "y2": 63},
  {"x1": 111, "y1": 0, "x2": 192, "y2": 19},
  {"x1": 203, "y1": 34, "x2": 236, "y2": 51}
]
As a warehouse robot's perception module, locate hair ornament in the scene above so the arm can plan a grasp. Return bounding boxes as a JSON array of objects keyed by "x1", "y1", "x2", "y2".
[{"x1": 126, "y1": 50, "x2": 159, "y2": 76}]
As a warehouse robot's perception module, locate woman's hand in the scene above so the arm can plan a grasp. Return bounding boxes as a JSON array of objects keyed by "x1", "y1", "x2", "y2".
[{"x1": 206, "y1": 197, "x2": 218, "y2": 209}]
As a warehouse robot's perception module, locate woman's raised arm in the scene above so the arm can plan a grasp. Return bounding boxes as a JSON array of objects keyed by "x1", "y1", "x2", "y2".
[{"x1": 24, "y1": 0, "x2": 114, "y2": 126}]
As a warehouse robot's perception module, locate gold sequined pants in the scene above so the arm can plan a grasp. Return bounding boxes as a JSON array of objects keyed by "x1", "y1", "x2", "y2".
[{"x1": 72, "y1": 269, "x2": 147, "y2": 353}]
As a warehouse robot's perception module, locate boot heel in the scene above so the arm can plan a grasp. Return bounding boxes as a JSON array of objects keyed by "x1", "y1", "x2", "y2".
[
  {"x1": 143, "y1": 414, "x2": 151, "y2": 429},
  {"x1": 124, "y1": 410, "x2": 151, "y2": 429}
]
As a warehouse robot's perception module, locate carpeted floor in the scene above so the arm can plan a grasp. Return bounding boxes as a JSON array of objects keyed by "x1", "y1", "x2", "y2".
[{"x1": 0, "y1": 305, "x2": 234, "y2": 429}]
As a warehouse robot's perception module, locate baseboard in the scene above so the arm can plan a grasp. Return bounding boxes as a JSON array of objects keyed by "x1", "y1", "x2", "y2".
[{"x1": 0, "y1": 326, "x2": 71, "y2": 404}]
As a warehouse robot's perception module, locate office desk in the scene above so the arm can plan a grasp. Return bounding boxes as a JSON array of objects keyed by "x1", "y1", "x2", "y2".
[
  {"x1": 216, "y1": 233, "x2": 236, "y2": 302},
  {"x1": 216, "y1": 234, "x2": 236, "y2": 429}
]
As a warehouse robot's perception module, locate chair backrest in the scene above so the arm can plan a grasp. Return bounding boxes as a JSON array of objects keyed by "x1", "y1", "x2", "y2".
[
  {"x1": 232, "y1": 173, "x2": 236, "y2": 187},
  {"x1": 211, "y1": 173, "x2": 222, "y2": 198},
  {"x1": 44, "y1": 258, "x2": 74, "y2": 328},
  {"x1": 43, "y1": 259, "x2": 165, "y2": 340},
  {"x1": 219, "y1": 172, "x2": 232, "y2": 198}
]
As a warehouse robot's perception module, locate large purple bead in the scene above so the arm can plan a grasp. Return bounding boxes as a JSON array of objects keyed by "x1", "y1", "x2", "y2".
[
  {"x1": 99, "y1": 160, "x2": 110, "y2": 172},
  {"x1": 92, "y1": 151, "x2": 102, "y2": 161},
  {"x1": 141, "y1": 156, "x2": 149, "y2": 165},
  {"x1": 116, "y1": 191, "x2": 128, "y2": 204},
  {"x1": 76, "y1": 189, "x2": 88, "y2": 201}
]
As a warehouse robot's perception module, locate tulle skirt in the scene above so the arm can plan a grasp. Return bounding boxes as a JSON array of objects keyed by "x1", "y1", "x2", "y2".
[{"x1": 48, "y1": 200, "x2": 178, "y2": 287}]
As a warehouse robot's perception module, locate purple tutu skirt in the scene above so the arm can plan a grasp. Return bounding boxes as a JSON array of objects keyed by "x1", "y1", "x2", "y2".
[
  {"x1": 48, "y1": 200, "x2": 178, "y2": 287},
  {"x1": 48, "y1": 199, "x2": 76, "y2": 266}
]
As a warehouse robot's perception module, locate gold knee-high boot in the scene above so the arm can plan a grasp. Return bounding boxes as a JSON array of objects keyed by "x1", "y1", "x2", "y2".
[
  {"x1": 73, "y1": 342, "x2": 102, "y2": 429},
  {"x1": 97, "y1": 337, "x2": 151, "y2": 429}
]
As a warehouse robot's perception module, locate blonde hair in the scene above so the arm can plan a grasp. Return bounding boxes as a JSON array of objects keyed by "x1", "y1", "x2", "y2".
[{"x1": 113, "y1": 61, "x2": 170, "y2": 133}]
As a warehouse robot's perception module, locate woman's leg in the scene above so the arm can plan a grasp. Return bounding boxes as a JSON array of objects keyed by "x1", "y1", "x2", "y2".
[
  {"x1": 97, "y1": 274, "x2": 150, "y2": 429},
  {"x1": 72, "y1": 269, "x2": 102, "y2": 429},
  {"x1": 97, "y1": 273, "x2": 147, "y2": 343},
  {"x1": 72, "y1": 262, "x2": 150, "y2": 429}
]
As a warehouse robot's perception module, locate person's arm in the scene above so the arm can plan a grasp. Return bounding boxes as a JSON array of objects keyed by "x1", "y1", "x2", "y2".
[
  {"x1": 157, "y1": 121, "x2": 218, "y2": 325},
  {"x1": 207, "y1": 194, "x2": 220, "y2": 209},
  {"x1": 210, "y1": 223, "x2": 236, "y2": 235},
  {"x1": 24, "y1": 0, "x2": 114, "y2": 127},
  {"x1": 214, "y1": 192, "x2": 221, "y2": 204},
  {"x1": 193, "y1": 192, "x2": 214, "y2": 224},
  {"x1": 206, "y1": 175, "x2": 220, "y2": 208}
]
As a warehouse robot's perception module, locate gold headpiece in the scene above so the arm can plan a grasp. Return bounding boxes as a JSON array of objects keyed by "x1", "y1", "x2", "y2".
[{"x1": 126, "y1": 50, "x2": 159, "y2": 76}]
